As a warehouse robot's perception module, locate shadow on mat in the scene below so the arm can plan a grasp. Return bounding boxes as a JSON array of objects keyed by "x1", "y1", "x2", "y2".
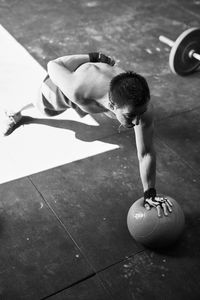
[{"x1": 15, "y1": 115, "x2": 125, "y2": 142}]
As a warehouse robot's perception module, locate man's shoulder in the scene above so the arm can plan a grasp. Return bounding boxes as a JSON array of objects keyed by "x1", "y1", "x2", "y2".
[
  {"x1": 74, "y1": 63, "x2": 115, "y2": 101},
  {"x1": 75, "y1": 62, "x2": 100, "y2": 76},
  {"x1": 73, "y1": 63, "x2": 102, "y2": 87}
]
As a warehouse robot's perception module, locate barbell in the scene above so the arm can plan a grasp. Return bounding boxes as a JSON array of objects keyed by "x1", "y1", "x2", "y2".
[{"x1": 159, "y1": 27, "x2": 200, "y2": 76}]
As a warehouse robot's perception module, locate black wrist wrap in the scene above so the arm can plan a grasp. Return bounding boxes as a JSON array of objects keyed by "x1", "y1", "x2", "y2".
[
  {"x1": 144, "y1": 188, "x2": 156, "y2": 200},
  {"x1": 89, "y1": 52, "x2": 100, "y2": 62}
]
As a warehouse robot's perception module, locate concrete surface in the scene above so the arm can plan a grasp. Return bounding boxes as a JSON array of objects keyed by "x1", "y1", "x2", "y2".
[{"x1": 0, "y1": 0, "x2": 200, "y2": 299}]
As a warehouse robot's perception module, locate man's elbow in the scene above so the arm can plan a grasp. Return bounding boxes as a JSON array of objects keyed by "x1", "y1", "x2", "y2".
[
  {"x1": 47, "y1": 60, "x2": 55, "y2": 73},
  {"x1": 137, "y1": 147, "x2": 156, "y2": 163},
  {"x1": 47, "y1": 60, "x2": 62, "y2": 84}
]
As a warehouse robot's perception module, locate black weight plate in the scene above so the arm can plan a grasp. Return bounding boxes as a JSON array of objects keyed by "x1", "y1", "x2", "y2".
[{"x1": 169, "y1": 28, "x2": 200, "y2": 75}]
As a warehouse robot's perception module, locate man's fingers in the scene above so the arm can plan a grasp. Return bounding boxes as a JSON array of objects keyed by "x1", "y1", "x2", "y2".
[
  {"x1": 145, "y1": 196, "x2": 173, "y2": 217},
  {"x1": 166, "y1": 198, "x2": 173, "y2": 207},
  {"x1": 163, "y1": 197, "x2": 173, "y2": 212},
  {"x1": 161, "y1": 203, "x2": 168, "y2": 216},
  {"x1": 146, "y1": 198, "x2": 159, "y2": 207},
  {"x1": 155, "y1": 196, "x2": 173, "y2": 206},
  {"x1": 166, "y1": 201, "x2": 172, "y2": 213},
  {"x1": 156, "y1": 205, "x2": 162, "y2": 218}
]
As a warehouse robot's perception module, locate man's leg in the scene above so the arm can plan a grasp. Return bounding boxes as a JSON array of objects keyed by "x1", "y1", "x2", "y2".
[{"x1": 1, "y1": 102, "x2": 34, "y2": 136}]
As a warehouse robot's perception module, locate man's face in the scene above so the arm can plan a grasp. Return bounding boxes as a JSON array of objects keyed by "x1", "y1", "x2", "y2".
[{"x1": 114, "y1": 102, "x2": 149, "y2": 128}]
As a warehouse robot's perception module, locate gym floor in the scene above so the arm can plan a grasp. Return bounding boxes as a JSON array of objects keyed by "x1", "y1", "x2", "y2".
[{"x1": 0, "y1": 0, "x2": 200, "y2": 299}]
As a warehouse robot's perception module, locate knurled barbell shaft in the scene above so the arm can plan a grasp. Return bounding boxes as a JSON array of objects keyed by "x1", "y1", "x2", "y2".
[
  {"x1": 159, "y1": 35, "x2": 200, "y2": 62},
  {"x1": 159, "y1": 35, "x2": 174, "y2": 48}
]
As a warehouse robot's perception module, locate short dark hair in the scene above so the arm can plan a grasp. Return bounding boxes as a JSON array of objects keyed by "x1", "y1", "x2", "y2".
[{"x1": 109, "y1": 71, "x2": 150, "y2": 108}]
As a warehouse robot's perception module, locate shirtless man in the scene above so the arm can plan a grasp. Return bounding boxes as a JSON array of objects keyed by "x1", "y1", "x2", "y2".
[{"x1": 3, "y1": 52, "x2": 172, "y2": 217}]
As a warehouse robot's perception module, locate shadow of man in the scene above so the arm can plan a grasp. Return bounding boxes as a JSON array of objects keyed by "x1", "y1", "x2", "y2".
[{"x1": 17, "y1": 113, "x2": 127, "y2": 142}]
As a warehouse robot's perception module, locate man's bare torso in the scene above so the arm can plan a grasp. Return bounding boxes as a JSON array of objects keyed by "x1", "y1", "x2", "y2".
[
  {"x1": 72, "y1": 62, "x2": 153, "y2": 123},
  {"x1": 73, "y1": 62, "x2": 123, "y2": 111}
]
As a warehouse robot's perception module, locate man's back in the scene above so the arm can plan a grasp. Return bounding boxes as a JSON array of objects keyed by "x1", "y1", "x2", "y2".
[{"x1": 73, "y1": 62, "x2": 123, "y2": 110}]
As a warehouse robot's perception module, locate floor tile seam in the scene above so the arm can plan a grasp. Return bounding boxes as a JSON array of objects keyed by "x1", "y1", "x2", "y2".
[
  {"x1": 93, "y1": 275, "x2": 115, "y2": 300},
  {"x1": 156, "y1": 105, "x2": 200, "y2": 123},
  {"x1": 27, "y1": 176, "x2": 97, "y2": 274},
  {"x1": 155, "y1": 134, "x2": 200, "y2": 177},
  {"x1": 92, "y1": 250, "x2": 146, "y2": 297},
  {"x1": 95, "y1": 249, "x2": 145, "y2": 275},
  {"x1": 167, "y1": 0, "x2": 200, "y2": 20},
  {"x1": 40, "y1": 272, "x2": 96, "y2": 300},
  {"x1": 72, "y1": 250, "x2": 146, "y2": 300},
  {"x1": 39, "y1": 251, "x2": 144, "y2": 300},
  {"x1": 178, "y1": 4, "x2": 200, "y2": 19},
  {"x1": 41, "y1": 250, "x2": 145, "y2": 299}
]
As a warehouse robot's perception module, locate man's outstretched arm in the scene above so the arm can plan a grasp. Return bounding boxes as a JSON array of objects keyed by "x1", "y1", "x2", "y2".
[
  {"x1": 47, "y1": 52, "x2": 115, "y2": 104},
  {"x1": 134, "y1": 112, "x2": 156, "y2": 193},
  {"x1": 50, "y1": 54, "x2": 90, "y2": 72},
  {"x1": 134, "y1": 112, "x2": 172, "y2": 217},
  {"x1": 48, "y1": 52, "x2": 115, "y2": 73}
]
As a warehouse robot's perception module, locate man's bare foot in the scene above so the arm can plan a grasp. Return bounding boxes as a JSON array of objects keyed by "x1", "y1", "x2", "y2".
[{"x1": 1, "y1": 110, "x2": 22, "y2": 136}]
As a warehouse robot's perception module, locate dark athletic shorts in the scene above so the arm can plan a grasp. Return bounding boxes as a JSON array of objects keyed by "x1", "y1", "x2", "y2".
[{"x1": 35, "y1": 75, "x2": 88, "y2": 118}]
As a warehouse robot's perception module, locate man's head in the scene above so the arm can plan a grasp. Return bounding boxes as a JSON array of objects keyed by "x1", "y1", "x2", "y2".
[{"x1": 108, "y1": 71, "x2": 150, "y2": 128}]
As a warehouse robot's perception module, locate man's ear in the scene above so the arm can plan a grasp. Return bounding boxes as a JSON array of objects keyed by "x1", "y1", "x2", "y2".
[{"x1": 108, "y1": 101, "x2": 114, "y2": 110}]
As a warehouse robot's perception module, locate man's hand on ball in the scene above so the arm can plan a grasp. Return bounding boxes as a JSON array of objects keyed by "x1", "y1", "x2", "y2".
[
  {"x1": 144, "y1": 196, "x2": 173, "y2": 217},
  {"x1": 143, "y1": 188, "x2": 173, "y2": 217}
]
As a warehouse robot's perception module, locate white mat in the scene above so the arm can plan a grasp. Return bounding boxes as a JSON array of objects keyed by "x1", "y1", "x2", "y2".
[{"x1": 0, "y1": 25, "x2": 119, "y2": 184}]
